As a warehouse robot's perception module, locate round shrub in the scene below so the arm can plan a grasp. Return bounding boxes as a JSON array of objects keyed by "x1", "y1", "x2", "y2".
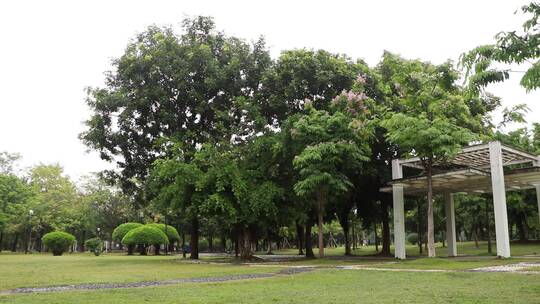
[
  {"x1": 113, "y1": 222, "x2": 143, "y2": 255},
  {"x1": 146, "y1": 223, "x2": 180, "y2": 243},
  {"x1": 407, "y1": 233, "x2": 419, "y2": 245},
  {"x1": 42, "y1": 231, "x2": 76, "y2": 256},
  {"x1": 84, "y1": 237, "x2": 102, "y2": 256},
  {"x1": 122, "y1": 226, "x2": 169, "y2": 255},
  {"x1": 112, "y1": 222, "x2": 143, "y2": 242}
]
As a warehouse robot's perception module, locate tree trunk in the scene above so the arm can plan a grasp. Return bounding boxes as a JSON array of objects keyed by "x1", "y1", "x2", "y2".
[
  {"x1": 485, "y1": 199, "x2": 492, "y2": 254},
  {"x1": 221, "y1": 236, "x2": 226, "y2": 252},
  {"x1": 374, "y1": 223, "x2": 379, "y2": 252},
  {"x1": 317, "y1": 190, "x2": 326, "y2": 258},
  {"x1": 417, "y1": 198, "x2": 423, "y2": 254},
  {"x1": 154, "y1": 245, "x2": 160, "y2": 255},
  {"x1": 381, "y1": 198, "x2": 391, "y2": 255},
  {"x1": 181, "y1": 233, "x2": 186, "y2": 258},
  {"x1": 208, "y1": 235, "x2": 213, "y2": 252},
  {"x1": 80, "y1": 230, "x2": 86, "y2": 252},
  {"x1": 234, "y1": 235, "x2": 239, "y2": 258},
  {"x1": 239, "y1": 227, "x2": 253, "y2": 260},
  {"x1": 296, "y1": 221, "x2": 304, "y2": 255},
  {"x1": 127, "y1": 244, "x2": 135, "y2": 255},
  {"x1": 352, "y1": 222, "x2": 356, "y2": 250},
  {"x1": 266, "y1": 230, "x2": 273, "y2": 255},
  {"x1": 190, "y1": 217, "x2": 199, "y2": 259},
  {"x1": 11, "y1": 233, "x2": 19, "y2": 252},
  {"x1": 426, "y1": 161, "x2": 436, "y2": 257},
  {"x1": 341, "y1": 218, "x2": 351, "y2": 256},
  {"x1": 139, "y1": 244, "x2": 147, "y2": 255},
  {"x1": 305, "y1": 217, "x2": 315, "y2": 258},
  {"x1": 0, "y1": 231, "x2": 3, "y2": 252},
  {"x1": 473, "y1": 223, "x2": 479, "y2": 248}
]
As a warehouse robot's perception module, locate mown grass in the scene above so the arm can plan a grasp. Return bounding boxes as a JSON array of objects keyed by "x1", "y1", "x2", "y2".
[
  {"x1": 0, "y1": 241, "x2": 539, "y2": 303},
  {"x1": 1, "y1": 269, "x2": 539, "y2": 304},
  {"x1": 0, "y1": 253, "x2": 279, "y2": 291},
  {"x1": 268, "y1": 240, "x2": 540, "y2": 257}
]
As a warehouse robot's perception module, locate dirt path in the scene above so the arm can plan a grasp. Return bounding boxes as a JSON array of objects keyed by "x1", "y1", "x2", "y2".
[
  {"x1": 0, "y1": 268, "x2": 312, "y2": 296},
  {"x1": 3, "y1": 262, "x2": 539, "y2": 296}
]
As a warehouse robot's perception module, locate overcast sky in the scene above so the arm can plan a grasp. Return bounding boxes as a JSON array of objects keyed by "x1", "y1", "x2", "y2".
[{"x1": 0, "y1": 0, "x2": 538, "y2": 180}]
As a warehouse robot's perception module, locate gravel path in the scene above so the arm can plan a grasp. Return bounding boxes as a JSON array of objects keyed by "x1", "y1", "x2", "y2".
[
  {"x1": 470, "y1": 262, "x2": 540, "y2": 273},
  {"x1": 0, "y1": 267, "x2": 313, "y2": 295}
]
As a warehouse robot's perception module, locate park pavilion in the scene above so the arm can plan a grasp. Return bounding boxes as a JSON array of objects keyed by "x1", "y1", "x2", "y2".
[{"x1": 381, "y1": 141, "x2": 540, "y2": 259}]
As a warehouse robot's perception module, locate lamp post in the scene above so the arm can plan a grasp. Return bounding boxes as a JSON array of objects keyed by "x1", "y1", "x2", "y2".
[
  {"x1": 96, "y1": 227, "x2": 102, "y2": 254},
  {"x1": 25, "y1": 209, "x2": 34, "y2": 254}
]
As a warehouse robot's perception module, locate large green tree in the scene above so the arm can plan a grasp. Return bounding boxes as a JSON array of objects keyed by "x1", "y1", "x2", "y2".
[
  {"x1": 381, "y1": 54, "x2": 478, "y2": 257},
  {"x1": 80, "y1": 16, "x2": 270, "y2": 193},
  {"x1": 292, "y1": 98, "x2": 371, "y2": 258},
  {"x1": 81, "y1": 17, "x2": 272, "y2": 258}
]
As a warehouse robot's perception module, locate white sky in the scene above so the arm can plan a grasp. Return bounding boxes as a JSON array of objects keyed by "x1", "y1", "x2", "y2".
[{"x1": 0, "y1": 0, "x2": 538, "y2": 180}]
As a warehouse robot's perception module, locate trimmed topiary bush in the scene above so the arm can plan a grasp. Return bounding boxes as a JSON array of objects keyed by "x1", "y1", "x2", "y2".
[
  {"x1": 146, "y1": 223, "x2": 180, "y2": 254},
  {"x1": 122, "y1": 226, "x2": 169, "y2": 255},
  {"x1": 42, "y1": 231, "x2": 76, "y2": 256},
  {"x1": 84, "y1": 237, "x2": 102, "y2": 256},
  {"x1": 146, "y1": 223, "x2": 180, "y2": 242},
  {"x1": 407, "y1": 232, "x2": 419, "y2": 245},
  {"x1": 112, "y1": 222, "x2": 143, "y2": 255}
]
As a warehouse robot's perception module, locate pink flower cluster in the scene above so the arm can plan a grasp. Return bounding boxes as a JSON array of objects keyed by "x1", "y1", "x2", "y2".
[
  {"x1": 331, "y1": 90, "x2": 367, "y2": 115},
  {"x1": 356, "y1": 74, "x2": 366, "y2": 85}
]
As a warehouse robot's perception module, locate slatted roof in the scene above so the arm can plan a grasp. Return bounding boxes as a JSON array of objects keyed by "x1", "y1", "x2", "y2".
[
  {"x1": 381, "y1": 167, "x2": 540, "y2": 195},
  {"x1": 381, "y1": 142, "x2": 540, "y2": 196},
  {"x1": 399, "y1": 143, "x2": 539, "y2": 170}
]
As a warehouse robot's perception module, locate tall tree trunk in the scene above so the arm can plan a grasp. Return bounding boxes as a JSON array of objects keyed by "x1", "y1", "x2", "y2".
[
  {"x1": 190, "y1": 217, "x2": 199, "y2": 259},
  {"x1": 339, "y1": 216, "x2": 351, "y2": 256},
  {"x1": 234, "y1": 235, "x2": 239, "y2": 258},
  {"x1": 80, "y1": 230, "x2": 86, "y2": 252},
  {"x1": 181, "y1": 233, "x2": 186, "y2": 258},
  {"x1": 473, "y1": 223, "x2": 479, "y2": 248},
  {"x1": 374, "y1": 222, "x2": 379, "y2": 252},
  {"x1": 266, "y1": 230, "x2": 273, "y2": 255},
  {"x1": 352, "y1": 221, "x2": 356, "y2": 250},
  {"x1": 208, "y1": 235, "x2": 213, "y2": 252},
  {"x1": 296, "y1": 221, "x2": 304, "y2": 255},
  {"x1": 485, "y1": 199, "x2": 492, "y2": 254},
  {"x1": 239, "y1": 227, "x2": 253, "y2": 260},
  {"x1": 426, "y1": 160, "x2": 436, "y2": 257},
  {"x1": 317, "y1": 190, "x2": 326, "y2": 258},
  {"x1": 305, "y1": 217, "x2": 315, "y2": 258},
  {"x1": 0, "y1": 231, "x2": 3, "y2": 252},
  {"x1": 11, "y1": 233, "x2": 19, "y2": 252},
  {"x1": 221, "y1": 236, "x2": 226, "y2": 252},
  {"x1": 381, "y1": 198, "x2": 391, "y2": 255}
]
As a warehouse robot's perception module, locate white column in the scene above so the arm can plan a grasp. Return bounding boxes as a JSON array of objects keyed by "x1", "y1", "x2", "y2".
[
  {"x1": 444, "y1": 193, "x2": 457, "y2": 257},
  {"x1": 489, "y1": 141, "x2": 511, "y2": 258},
  {"x1": 392, "y1": 159, "x2": 406, "y2": 259}
]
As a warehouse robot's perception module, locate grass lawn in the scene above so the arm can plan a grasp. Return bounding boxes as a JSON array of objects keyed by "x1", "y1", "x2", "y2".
[
  {"x1": 0, "y1": 241, "x2": 539, "y2": 303},
  {"x1": 0, "y1": 253, "x2": 279, "y2": 291},
  {"x1": 1, "y1": 269, "x2": 539, "y2": 304}
]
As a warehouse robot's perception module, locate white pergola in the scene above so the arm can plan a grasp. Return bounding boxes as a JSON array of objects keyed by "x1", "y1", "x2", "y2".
[{"x1": 382, "y1": 141, "x2": 540, "y2": 259}]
